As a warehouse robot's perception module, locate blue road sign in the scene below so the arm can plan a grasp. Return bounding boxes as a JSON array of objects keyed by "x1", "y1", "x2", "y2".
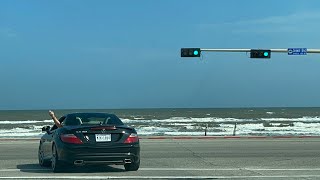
[{"x1": 288, "y1": 48, "x2": 307, "y2": 55}]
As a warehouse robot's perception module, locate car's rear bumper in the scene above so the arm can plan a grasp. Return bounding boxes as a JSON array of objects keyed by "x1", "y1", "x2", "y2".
[
  {"x1": 56, "y1": 143, "x2": 140, "y2": 165},
  {"x1": 72, "y1": 152, "x2": 139, "y2": 165}
]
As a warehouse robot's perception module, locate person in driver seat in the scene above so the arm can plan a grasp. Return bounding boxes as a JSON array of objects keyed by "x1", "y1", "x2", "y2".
[{"x1": 49, "y1": 110, "x2": 62, "y2": 128}]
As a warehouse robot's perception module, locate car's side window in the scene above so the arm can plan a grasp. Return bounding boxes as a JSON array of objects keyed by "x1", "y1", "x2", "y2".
[
  {"x1": 50, "y1": 116, "x2": 66, "y2": 131},
  {"x1": 59, "y1": 116, "x2": 66, "y2": 126},
  {"x1": 50, "y1": 125, "x2": 58, "y2": 131}
]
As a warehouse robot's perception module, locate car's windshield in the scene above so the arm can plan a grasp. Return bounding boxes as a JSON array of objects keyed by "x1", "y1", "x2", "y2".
[{"x1": 63, "y1": 113, "x2": 124, "y2": 126}]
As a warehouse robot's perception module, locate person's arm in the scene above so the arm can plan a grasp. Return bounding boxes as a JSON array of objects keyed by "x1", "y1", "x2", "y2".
[{"x1": 49, "y1": 110, "x2": 62, "y2": 128}]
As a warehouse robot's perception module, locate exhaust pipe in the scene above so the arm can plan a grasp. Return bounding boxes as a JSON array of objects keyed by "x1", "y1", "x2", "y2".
[
  {"x1": 124, "y1": 159, "x2": 132, "y2": 164},
  {"x1": 74, "y1": 160, "x2": 84, "y2": 165}
]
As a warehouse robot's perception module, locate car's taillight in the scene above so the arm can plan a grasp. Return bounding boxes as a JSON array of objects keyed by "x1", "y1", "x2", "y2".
[
  {"x1": 60, "y1": 134, "x2": 83, "y2": 144},
  {"x1": 124, "y1": 133, "x2": 139, "y2": 144}
]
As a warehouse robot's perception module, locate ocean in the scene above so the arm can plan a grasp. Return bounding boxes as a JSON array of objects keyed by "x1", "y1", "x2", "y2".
[{"x1": 1, "y1": 108, "x2": 320, "y2": 138}]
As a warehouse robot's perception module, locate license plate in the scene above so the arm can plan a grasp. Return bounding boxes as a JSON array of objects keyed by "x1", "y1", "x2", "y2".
[{"x1": 95, "y1": 134, "x2": 111, "y2": 142}]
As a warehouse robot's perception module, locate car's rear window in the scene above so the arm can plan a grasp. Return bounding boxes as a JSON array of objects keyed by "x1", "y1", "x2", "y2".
[{"x1": 63, "y1": 113, "x2": 124, "y2": 126}]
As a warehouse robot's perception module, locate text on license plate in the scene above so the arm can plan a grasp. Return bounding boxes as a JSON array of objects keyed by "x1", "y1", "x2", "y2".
[{"x1": 95, "y1": 134, "x2": 111, "y2": 142}]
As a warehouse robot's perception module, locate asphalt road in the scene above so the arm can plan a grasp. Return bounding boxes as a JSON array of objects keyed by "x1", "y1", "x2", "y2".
[{"x1": 1, "y1": 138, "x2": 320, "y2": 179}]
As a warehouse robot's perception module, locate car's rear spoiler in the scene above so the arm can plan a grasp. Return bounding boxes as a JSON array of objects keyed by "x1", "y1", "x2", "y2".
[{"x1": 64, "y1": 125, "x2": 133, "y2": 131}]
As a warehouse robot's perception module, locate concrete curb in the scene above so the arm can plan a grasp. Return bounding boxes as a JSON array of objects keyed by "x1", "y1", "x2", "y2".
[
  {"x1": 1, "y1": 136, "x2": 320, "y2": 141},
  {"x1": 144, "y1": 136, "x2": 320, "y2": 139}
]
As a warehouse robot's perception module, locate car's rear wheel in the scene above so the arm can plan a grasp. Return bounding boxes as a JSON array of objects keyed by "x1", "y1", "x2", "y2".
[
  {"x1": 38, "y1": 143, "x2": 50, "y2": 167},
  {"x1": 51, "y1": 145, "x2": 64, "y2": 173},
  {"x1": 124, "y1": 159, "x2": 140, "y2": 171}
]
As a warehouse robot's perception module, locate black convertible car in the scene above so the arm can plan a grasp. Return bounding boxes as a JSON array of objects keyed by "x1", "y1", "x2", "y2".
[{"x1": 38, "y1": 112, "x2": 140, "y2": 172}]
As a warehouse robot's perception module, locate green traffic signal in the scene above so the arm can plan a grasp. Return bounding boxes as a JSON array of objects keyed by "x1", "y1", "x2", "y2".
[
  {"x1": 250, "y1": 49, "x2": 271, "y2": 58},
  {"x1": 181, "y1": 48, "x2": 201, "y2": 57}
]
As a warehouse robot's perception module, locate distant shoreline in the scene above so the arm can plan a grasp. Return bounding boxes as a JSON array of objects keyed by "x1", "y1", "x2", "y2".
[
  {"x1": 1, "y1": 135, "x2": 320, "y2": 141},
  {"x1": 2, "y1": 108, "x2": 320, "y2": 137}
]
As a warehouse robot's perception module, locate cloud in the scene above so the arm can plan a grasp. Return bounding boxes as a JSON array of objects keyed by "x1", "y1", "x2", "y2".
[
  {"x1": 197, "y1": 11, "x2": 320, "y2": 34},
  {"x1": 246, "y1": 11, "x2": 320, "y2": 25},
  {"x1": 0, "y1": 28, "x2": 17, "y2": 38}
]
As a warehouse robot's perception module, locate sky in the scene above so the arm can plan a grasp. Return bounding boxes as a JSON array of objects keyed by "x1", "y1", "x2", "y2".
[{"x1": 1, "y1": 0, "x2": 320, "y2": 110}]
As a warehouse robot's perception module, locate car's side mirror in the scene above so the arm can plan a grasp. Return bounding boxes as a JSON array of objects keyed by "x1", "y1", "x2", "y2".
[{"x1": 42, "y1": 126, "x2": 51, "y2": 132}]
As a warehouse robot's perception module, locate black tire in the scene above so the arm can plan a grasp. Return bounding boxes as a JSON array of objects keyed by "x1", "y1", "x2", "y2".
[
  {"x1": 51, "y1": 145, "x2": 65, "y2": 173},
  {"x1": 124, "y1": 159, "x2": 140, "y2": 171},
  {"x1": 38, "y1": 143, "x2": 51, "y2": 167}
]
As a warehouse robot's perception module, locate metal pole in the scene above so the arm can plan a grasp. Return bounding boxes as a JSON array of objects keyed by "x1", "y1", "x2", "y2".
[
  {"x1": 233, "y1": 123, "x2": 237, "y2": 136},
  {"x1": 204, "y1": 124, "x2": 208, "y2": 136},
  {"x1": 200, "y1": 48, "x2": 320, "y2": 53},
  {"x1": 201, "y1": 49, "x2": 251, "y2": 52}
]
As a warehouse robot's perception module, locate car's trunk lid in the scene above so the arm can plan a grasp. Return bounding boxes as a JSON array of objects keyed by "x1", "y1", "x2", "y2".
[{"x1": 65, "y1": 125, "x2": 133, "y2": 144}]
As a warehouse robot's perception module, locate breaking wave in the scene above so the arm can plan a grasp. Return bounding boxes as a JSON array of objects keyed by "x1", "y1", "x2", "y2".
[{"x1": 1, "y1": 117, "x2": 320, "y2": 137}]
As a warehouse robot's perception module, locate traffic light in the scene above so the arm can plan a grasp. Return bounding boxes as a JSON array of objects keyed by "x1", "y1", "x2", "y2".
[
  {"x1": 181, "y1": 48, "x2": 201, "y2": 57},
  {"x1": 250, "y1": 49, "x2": 271, "y2": 58}
]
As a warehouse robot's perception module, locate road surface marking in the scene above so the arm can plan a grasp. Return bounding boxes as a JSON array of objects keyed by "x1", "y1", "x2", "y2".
[
  {"x1": 2, "y1": 167, "x2": 320, "y2": 172},
  {"x1": 2, "y1": 175, "x2": 320, "y2": 179}
]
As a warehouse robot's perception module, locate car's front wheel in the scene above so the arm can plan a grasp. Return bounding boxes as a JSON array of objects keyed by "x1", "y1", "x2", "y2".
[
  {"x1": 124, "y1": 159, "x2": 140, "y2": 171},
  {"x1": 38, "y1": 143, "x2": 50, "y2": 167},
  {"x1": 51, "y1": 145, "x2": 64, "y2": 173}
]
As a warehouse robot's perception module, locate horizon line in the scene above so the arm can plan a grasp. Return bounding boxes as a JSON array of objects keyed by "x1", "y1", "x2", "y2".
[{"x1": 1, "y1": 106, "x2": 320, "y2": 111}]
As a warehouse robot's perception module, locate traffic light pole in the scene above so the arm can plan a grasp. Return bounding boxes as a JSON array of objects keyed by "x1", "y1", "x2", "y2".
[{"x1": 200, "y1": 48, "x2": 320, "y2": 53}]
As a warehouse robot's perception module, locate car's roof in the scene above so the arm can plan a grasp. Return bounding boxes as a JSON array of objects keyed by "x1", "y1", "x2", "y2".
[{"x1": 65, "y1": 112, "x2": 116, "y2": 116}]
